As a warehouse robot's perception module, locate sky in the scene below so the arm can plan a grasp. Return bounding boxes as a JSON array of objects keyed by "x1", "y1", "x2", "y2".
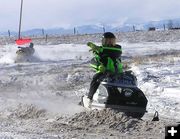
[{"x1": 1, "y1": 0, "x2": 180, "y2": 31}]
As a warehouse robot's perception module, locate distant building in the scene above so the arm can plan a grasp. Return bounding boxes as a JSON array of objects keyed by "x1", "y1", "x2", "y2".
[
  {"x1": 168, "y1": 27, "x2": 180, "y2": 30},
  {"x1": 148, "y1": 27, "x2": 156, "y2": 31}
]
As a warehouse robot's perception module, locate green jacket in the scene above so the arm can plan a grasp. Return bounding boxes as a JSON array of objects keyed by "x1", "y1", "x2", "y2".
[{"x1": 88, "y1": 42, "x2": 123, "y2": 74}]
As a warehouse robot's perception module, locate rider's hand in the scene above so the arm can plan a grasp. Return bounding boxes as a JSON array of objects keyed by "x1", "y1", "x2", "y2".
[
  {"x1": 87, "y1": 42, "x2": 99, "y2": 52},
  {"x1": 98, "y1": 64, "x2": 105, "y2": 73},
  {"x1": 87, "y1": 42, "x2": 94, "y2": 46}
]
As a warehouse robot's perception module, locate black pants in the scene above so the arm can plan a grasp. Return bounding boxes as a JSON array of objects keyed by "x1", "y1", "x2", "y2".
[{"x1": 88, "y1": 72, "x2": 105, "y2": 100}]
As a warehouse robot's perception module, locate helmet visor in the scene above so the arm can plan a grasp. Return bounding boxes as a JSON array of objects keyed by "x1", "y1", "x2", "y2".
[{"x1": 102, "y1": 37, "x2": 116, "y2": 46}]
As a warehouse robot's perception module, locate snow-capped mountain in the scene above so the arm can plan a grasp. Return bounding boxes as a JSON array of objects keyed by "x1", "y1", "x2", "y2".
[{"x1": 1, "y1": 18, "x2": 180, "y2": 36}]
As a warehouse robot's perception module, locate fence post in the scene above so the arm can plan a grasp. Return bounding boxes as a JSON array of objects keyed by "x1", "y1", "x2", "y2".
[
  {"x1": 133, "y1": 25, "x2": 136, "y2": 32},
  {"x1": 103, "y1": 26, "x2": 105, "y2": 33},
  {"x1": 8, "y1": 30, "x2": 11, "y2": 37},
  {"x1": 45, "y1": 34, "x2": 48, "y2": 43},
  {"x1": 42, "y1": 29, "x2": 45, "y2": 36},
  {"x1": 163, "y1": 24, "x2": 166, "y2": 31},
  {"x1": 74, "y1": 27, "x2": 76, "y2": 35}
]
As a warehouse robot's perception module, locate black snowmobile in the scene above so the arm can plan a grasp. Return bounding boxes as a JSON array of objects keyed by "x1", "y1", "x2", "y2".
[
  {"x1": 82, "y1": 43, "x2": 148, "y2": 118},
  {"x1": 82, "y1": 71, "x2": 148, "y2": 118}
]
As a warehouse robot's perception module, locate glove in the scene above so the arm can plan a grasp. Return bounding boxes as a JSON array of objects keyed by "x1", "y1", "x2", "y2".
[
  {"x1": 98, "y1": 64, "x2": 105, "y2": 73},
  {"x1": 87, "y1": 42, "x2": 95, "y2": 47},
  {"x1": 87, "y1": 42, "x2": 100, "y2": 52}
]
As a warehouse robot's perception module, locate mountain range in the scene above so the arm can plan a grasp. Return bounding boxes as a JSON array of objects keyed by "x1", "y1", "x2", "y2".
[{"x1": 1, "y1": 18, "x2": 180, "y2": 36}]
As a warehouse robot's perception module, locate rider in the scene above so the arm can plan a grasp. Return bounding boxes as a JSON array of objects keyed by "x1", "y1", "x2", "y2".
[
  {"x1": 17, "y1": 42, "x2": 35, "y2": 56},
  {"x1": 83, "y1": 32, "x2": 123, "y2": 108}
]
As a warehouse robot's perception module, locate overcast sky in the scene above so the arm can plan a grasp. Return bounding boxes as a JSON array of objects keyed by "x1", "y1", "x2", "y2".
[{"x1": 1, "y1": 0, "x2": 180, "y2": 31}]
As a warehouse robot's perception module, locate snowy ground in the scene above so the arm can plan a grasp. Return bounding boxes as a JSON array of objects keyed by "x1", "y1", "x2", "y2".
[{"x1": 0, "y1": 42, "x2": 179, "y2": 138}]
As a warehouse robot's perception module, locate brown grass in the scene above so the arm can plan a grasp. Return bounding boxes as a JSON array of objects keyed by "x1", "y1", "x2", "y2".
[{"x1": 126, "y1": 50, "x2": 180, "y2": 66}]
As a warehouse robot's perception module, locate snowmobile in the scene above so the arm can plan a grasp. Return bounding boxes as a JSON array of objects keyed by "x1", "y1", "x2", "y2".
[
  {"x1": 15, "y1": 43, "x2": 35, "y2": 62},
  {"x1": 82, "y1": 71, "x2": 148, "y2": 118},
  {"x1": 81, "y1": 43, "x2": 148, "y2": 118}
]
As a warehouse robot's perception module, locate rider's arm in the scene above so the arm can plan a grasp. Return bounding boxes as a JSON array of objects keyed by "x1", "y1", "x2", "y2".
[{"x1": 87, "y1": 42, "x2": 103, "y2": 53}]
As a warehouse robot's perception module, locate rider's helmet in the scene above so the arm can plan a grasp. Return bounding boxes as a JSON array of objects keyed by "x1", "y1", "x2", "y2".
[
  {"x1": 29, "y1": 43, "x2": 34, "y2": 48},
  {"x1": 102, "y1": 32, "x2": 116, "y2": 46}
]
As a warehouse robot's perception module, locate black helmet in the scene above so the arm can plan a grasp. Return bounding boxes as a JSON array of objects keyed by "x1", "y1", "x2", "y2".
[
  {"x1": 29, "y1": 43, "x2": 34, "y2": 48},
  {"x1": 103, "y1": 32, "x2": 116, "y2": 39}
]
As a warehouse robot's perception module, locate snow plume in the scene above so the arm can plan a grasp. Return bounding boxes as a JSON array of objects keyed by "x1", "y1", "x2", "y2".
[
  {"x1": 0, "y1": 45, "x2": 17, "y2": 64},
  {"x1": 0, "y1": 44, "x2": 90, "y2": 64},
  {"x1": 33, "y1": 44, "x2": 90, "y2": 61},
  {"x1": 0, "y1": 53, "x2": 16, "y2": 64}
]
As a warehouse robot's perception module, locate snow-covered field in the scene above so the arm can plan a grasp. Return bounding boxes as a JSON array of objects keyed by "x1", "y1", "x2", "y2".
[{"x1": 0, "y1": 41, "x2": 179, "y2": 138}]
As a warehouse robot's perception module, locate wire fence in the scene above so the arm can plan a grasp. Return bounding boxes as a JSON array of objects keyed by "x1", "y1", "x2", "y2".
[{"x1": 1, "y1": 29, "x2": 180, "y2": 45}]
